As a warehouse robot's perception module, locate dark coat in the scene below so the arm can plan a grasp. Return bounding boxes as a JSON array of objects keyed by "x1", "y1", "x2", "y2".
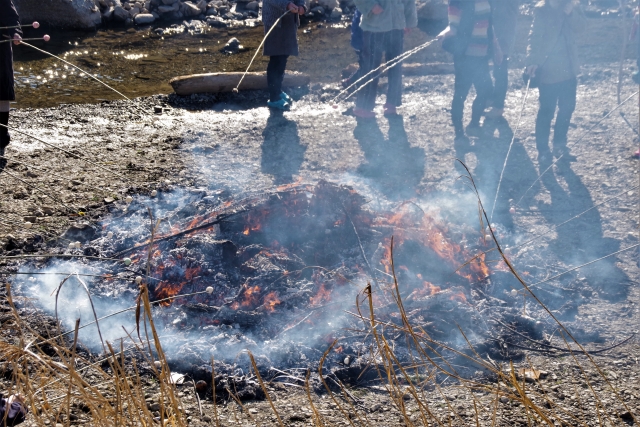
[
  {"x1": 526, "y1": 1, "x2": 586, "y2": 85},
  {"x1": 0, "y1": 0, "x2": 21, "y2": 101},
  {"x1": 262, "y1": 0, "x2": 307, "y2": 57}
]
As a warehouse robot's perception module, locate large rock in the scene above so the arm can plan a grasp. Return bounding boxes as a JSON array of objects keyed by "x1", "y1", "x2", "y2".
[
  {"x1": 113, "y1": 5, "x2": 131, "y2": 20},
  {"x1": 134, "y1": 13, "x2": 156, "y2": 24},
  {"x1": 15, "y1": 0, "x2": 102, "y2": 29},
  {"x1": 181, "y1": 1, "x2": 202, "y2": 16},
  {"x1": 317, "y1": 0, "x2": 337, "y2": 11}
]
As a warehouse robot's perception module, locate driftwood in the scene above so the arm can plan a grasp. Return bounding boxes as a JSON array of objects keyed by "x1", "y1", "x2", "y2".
[
  {"x1": 169, "y1": 71, "x2": 311, "y2": 95},
  {"x1": 341, "y1": 62, "x2": 454, "y2": 79}
]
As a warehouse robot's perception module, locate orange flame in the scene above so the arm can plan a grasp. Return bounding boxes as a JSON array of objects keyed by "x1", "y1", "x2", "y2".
[
  {"x1": 263, "y1": 292, "x2": 281, "y2": 312},
  {"x1": 310, "y1": 283, "x2": 331, "y2": 306}
]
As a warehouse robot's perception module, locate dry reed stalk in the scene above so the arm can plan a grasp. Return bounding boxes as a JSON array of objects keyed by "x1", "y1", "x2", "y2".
[{"x1": 246, "y1": 351, "x2": 285, "y2": 427}]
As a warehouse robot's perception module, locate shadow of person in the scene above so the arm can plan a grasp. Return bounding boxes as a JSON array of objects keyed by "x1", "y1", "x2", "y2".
[
  {"x1": 261, "y1": 110, "x2": 307, "y2": 185},
  {"x1": 464, "y1": 118, "x2": 539, "y2": 231},
  {"x1": 537, "y1": 159, "x2": 630, "y2": 303},
  {"x1": 353, "y1": 116, "x2": 425, "y2": 200}
]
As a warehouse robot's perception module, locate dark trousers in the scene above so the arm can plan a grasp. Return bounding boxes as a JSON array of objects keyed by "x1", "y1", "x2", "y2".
[
  {"x1": 356, "y1": 29, "x2": 404, "y2": 111},
  {"x1": 267, "y1": 55, "x2": 289, "y2": 102},
  {"x1": 535, "y1": 78, "x2": 577, "y2": 152},
  {"x1": 492, "y1": 57, "x2": 509, "y2": 110},
  {"x1": 452, "y1": 55, "x2": 493, "y2": 132},
  {"x1": 0, "y1": 111, "x2": 8, "y2": 147}
]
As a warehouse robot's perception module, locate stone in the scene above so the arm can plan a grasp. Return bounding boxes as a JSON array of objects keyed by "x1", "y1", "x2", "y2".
[
  {"x1": 23, "y1": 216, "x2": 37, "y2": 223},
  {"x1": 103, "y1": 5, "x2": 115, "y2": 19},
  {"x1": 207, "y1": 16, "x2": 227, "y2": 27},
  {"x1": 129, "y1": 5, "x2": 141, "y2": 16},
  {"x1": 134, "y1": 13, "x2": 155, "y2": 23},
  {"x1": 196, "y1": 0, "x2": 207, "y2": 12},
  {"x1": 329, "y1": 6, "x2": 341, "y2": 19},
  {"x1": 245, "y1": 1, "x2": 258, "y2": 11},
  {"x1": 113, "y1": 5, "x2": 130, "y2": 20},
  {"x1": 162, "y1": 0, "x2": 178, "y2": 4},
  {"x1": 62, "y1": 223, "x2": 97, "y2": 243},
  {"x1": 206, "y1": 7, "x2": 218, "y2": 15},
  {"x1": 217, "y1": 5, "x2": 229, "y2": 13},
  {"x1": 223, "y1": 37, "x2": 240, "y2": 53},
  {"x1": 317, "y1": 0, "x2": 337, "y2": 10},
  {"x1": 310, "y1": 5, "x2": 324, "y2": 14},
  {"x1": 14, "y1": 0, "x2": 102, "y2": 29},
  {"x1": 158, "y1": 5, "x2": 176, "y2": 12},
  {"x1": 181, "y1": 1, "x2": 201, "y2": 16}
]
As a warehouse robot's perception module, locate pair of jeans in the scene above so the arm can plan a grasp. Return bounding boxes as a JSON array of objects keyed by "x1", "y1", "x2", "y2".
[
  {"x1": 356, "y1": 29, "x2": 404, "y2": 111},
  {"x1": 267, "y1": 55, "x2": 289, "y2": 102},
  {"x1": 535, "y1": 78, "x2": 577, "y2": 152},
  {"x1": 492, "y1": 56, "x2": 509, "y2": 110},
  {"x1": 452, "y1": 55, "x2": 493, "y2": 133}
]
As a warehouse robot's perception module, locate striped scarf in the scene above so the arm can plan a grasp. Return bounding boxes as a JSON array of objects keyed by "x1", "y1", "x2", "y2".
[{"x1": 448, "y1": 0, "x2": 492, "y2": 57}]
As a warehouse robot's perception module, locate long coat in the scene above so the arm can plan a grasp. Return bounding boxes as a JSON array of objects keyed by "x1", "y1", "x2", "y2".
[
  {"x1": 353, "y1": 0, "x2": 417, "y2": 33},
  {"x1": 526, "y1": 1, "x2": 586, "y2": 85},
  {"x1": 0, "y1": 0, "x2": 21, "y2": 101},
  {"x1": 262, "y1": 0, "x2": 308, "y2": 57}
]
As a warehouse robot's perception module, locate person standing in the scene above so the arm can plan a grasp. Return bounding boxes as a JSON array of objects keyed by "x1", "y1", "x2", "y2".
[
  {"x1": 352, "y1": 0, "x2": 417, "y2": 118},
  {"x1": 487, "y1": 0, "x2": 519, "y2": 119},
  {"x1": 262, "y1": 0, "x2": 307, "y2": 111},
  {"x1": 0, "y1": 0, "x2": 22, "y2": 163},
  {"x1": 525, "y1": 0, "x2": 585, "y2": 162},
  {"x1": 441, "y1": 0, "x2": 501, "y2": 142}
]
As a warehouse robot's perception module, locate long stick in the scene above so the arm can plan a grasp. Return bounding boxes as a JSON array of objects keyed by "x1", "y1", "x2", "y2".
[
  {"x1": 490, "y1": 79, "x2": 531, "y2": 221},
  {"x1": 330, "y1": 39, "x2": 438, "y2": 105},
  {"x1": 233, "y1": 10, "x2": 290, "y2": 93},
  {"x1": 0, "y1": 22, "x2": 39, "y2": 30},
  {"x1": 514, "y1": 90, "x2": 639, "y2": 207}
]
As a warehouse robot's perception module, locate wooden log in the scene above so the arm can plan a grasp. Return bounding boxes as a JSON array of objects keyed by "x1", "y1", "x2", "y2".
[{"x1": 169, "y1": 71, "x2": 311, "y2": 95}]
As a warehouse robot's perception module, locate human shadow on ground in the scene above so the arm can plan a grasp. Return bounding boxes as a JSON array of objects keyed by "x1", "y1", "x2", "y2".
[
  {"x1": 352, "y1": 116, "x2": 425, "y2": 200},
  {"x1": 537, "y1": 156, "x2": 630, "y2": 303},
  {"x1": 459, "y1": 115, "x2": 629, "y2": 306},
  {"x1": 261, "y1": 110, "x2": 306, "y2": 185},
  {"x1": 454, "y1": 116, "x2": 540, "y2": 231}
]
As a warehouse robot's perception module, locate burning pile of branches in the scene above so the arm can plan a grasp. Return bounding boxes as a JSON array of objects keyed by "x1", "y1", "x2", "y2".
[{"x1": 10, "y1": 180, "x2": 599, "y2": 386}]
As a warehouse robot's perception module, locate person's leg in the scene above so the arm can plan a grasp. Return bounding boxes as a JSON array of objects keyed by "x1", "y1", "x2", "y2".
[
  {"x1": 356, "y1": 31, "x2": 384, "y2": 114},
  {"x1": 489, "y1": 56, "x2": 509, "y2": 115},
  {"x1": 267, "y1": 55, "x2": 288, "y2": 102},
  {"x1": 277, "y1": 55, "x2": 291, "y2": 101},
  {"x1": 0, "y1": 101, "x2": 9, "y2": 147},
  {"x1": 451, "y1": 56, "x2": 474, "y2": 137},
  {"x1": 535, "y1": 83, "x2": 560, "y2": 157},
  {"x1": 384, "y1": 29, "x2": 404, "y2": 112},
  {"x1": 469, "y1": 58, "x2": 493, "y2": 129},
  {"x1": 0, "y1": 101, "x2": 10, "y2": 168},
  {"x1": 552, "y1": 78, "x2": 577, "y2": 156}
]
